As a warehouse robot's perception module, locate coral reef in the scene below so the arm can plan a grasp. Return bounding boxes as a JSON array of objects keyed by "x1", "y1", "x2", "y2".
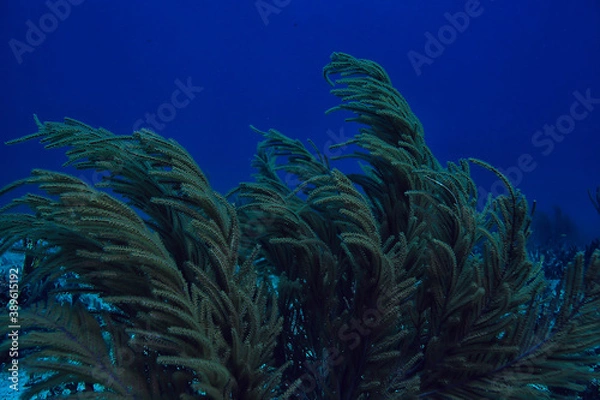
[{"x1": 1, "y1": 53, "x2": 599, "y2": 399}]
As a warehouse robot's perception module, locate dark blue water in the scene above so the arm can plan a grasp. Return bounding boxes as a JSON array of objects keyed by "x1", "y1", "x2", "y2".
[{"x1": 1, "y1": 0, "x2": 599, "y2": 244}]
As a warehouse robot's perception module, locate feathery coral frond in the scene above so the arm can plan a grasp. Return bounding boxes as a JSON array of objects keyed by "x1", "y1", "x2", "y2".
[{"x1": 1, "y1": 53, "x2": 599, "y2": 399}]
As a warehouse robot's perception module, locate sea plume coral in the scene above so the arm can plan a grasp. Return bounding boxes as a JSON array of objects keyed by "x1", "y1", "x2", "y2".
[{"x1": 1, "y1": 53, "x2": 599, "y2": 399}]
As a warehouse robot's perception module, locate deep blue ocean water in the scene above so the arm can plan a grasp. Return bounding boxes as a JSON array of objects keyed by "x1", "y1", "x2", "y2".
[{"x1": 1, "y1": 0, "x2": 599, "y2": 245}]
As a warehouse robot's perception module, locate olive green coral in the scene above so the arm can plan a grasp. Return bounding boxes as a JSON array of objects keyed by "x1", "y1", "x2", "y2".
[{"x1": 1, "y1": 53, "x2": 599, "y2": 399}]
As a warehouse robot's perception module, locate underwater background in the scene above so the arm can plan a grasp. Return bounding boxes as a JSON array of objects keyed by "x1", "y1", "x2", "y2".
[
  {"x1": 1, "y1": 0, "x2": 599, "y2": 245},
  {"x1": 1, "y1": 1, "x2": 600, "y2": 399}
]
